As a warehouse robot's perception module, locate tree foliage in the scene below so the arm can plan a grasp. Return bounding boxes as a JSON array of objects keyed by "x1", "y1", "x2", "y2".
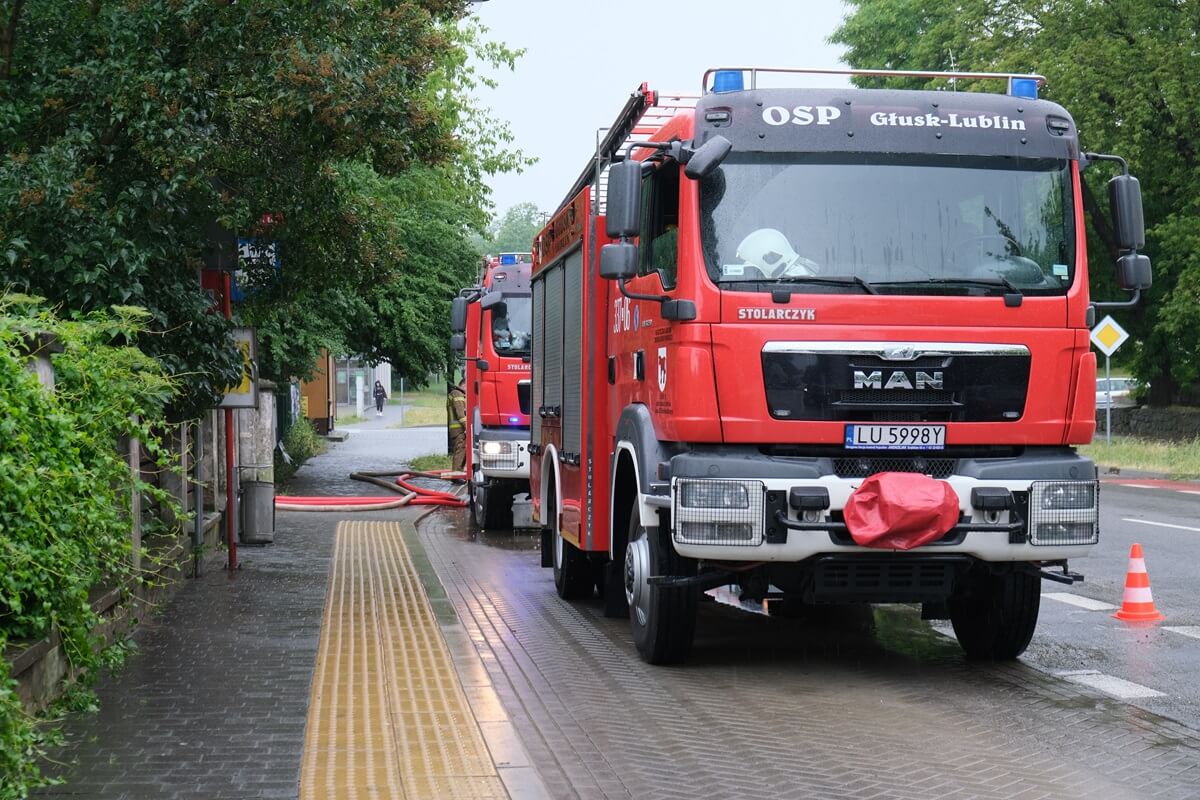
[
  {"x1": 832, "y1": 0, "x2": 1200, "y2": 403},
  {"x1": 488, "y1": 201, "x2": 543, "y2": 254},
  {"x1": 0, "y1": 297, "x2": 177, "y2": 797},
  {"x1": 0, "y1": 1, "x2": 530, "y2": 413}
]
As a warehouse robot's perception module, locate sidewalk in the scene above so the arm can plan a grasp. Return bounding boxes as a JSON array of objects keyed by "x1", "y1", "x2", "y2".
[{"x1": 35, "y1": 425, "x2": 537, "y2": 799}]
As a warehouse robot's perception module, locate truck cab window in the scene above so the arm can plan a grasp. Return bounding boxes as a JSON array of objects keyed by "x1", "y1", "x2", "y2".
[{"x1": 638, "y1": 160, "x2": 680, "y2": 289}]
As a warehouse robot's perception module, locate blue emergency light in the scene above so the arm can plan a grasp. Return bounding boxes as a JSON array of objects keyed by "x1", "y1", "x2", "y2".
[
  {"x1": 1008, "y1": 77, "x2": 1038, "y2": 99},
  {"x1": 500, "y1": 253, "x2": 518, "y2": 265},
  {"x1": 712, "y1": 70, "x2": 744, "y2": 93},
  {"x1": 508, "y1": 416, "x2": 521, "y2": 424}
]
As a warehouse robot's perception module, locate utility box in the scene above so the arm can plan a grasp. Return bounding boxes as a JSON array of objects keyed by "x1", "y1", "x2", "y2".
[{"x1": 237, "y1": 379, "x2": 277, "y2": 544}]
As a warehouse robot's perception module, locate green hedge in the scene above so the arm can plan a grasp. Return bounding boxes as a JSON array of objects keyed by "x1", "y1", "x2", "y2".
[{"x1": 0, "y1": 298, "x2": 175, "y2": 798}]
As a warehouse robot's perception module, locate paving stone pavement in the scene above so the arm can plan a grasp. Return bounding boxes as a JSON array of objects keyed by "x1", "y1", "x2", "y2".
[
  {"x1": 418, "y1": 510, "x2": 1200, "y2": 800},
  {"x1": 34, "y1": 425, "x2": 450, "y2": 800}
]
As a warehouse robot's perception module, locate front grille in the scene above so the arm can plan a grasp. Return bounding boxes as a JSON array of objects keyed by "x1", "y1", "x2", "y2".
[
  {"x1": 517, "y1": 381, "x2": 531, "y2": 415},
  {"x1": 833, "y1": 457, "x2": 955, "y2": 479},
  {"x1": 812, "y1": 558, "x2": 965, "y2": 602},
  {"x1": 836, "y1": 389, "x2": 956, "y2": 406}
]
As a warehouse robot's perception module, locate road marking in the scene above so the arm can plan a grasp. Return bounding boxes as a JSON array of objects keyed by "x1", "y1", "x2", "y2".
[
  {"x1": 1042, "y1": 592, "x2": 1117, "y2": 612},
  {"x1": 1121, "y1": 517, "x2": 1200, "y2": 533},
  {"x1": 1056, "y1": 670, "x2": 1165, "y2": 700},
  {"x1": 1181, "y1": 490, "x2": 1200, "y2": 496},
  {"x1": 1164, "y1": 626, "x2": 1200, "y2": 640}
]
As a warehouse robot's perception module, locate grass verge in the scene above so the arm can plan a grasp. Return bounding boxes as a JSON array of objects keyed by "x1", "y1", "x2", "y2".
[
  {"x1": 1080, "y1": 435, "x2": 1200, "y2": 479},
  {"x1": 389, "y1": 389, "x2": 448, "y2": 428},
  {"x1": 409, "y1": 453, "x2": 452, "y2": 472}
]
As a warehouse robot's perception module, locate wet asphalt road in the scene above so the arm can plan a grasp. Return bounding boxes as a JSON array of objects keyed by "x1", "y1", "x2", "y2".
[
  {"x1": 423, "y1": 501, "x2": 1200, "y2": 799},
  {"x1": 1013, "y1": 480, "x2": 1200, "y2": 729}
]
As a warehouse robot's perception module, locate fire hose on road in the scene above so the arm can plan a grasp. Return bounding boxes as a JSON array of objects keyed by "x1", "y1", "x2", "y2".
[{"x1": 274, "y1": 469, "x2": 467, "y2": 512}]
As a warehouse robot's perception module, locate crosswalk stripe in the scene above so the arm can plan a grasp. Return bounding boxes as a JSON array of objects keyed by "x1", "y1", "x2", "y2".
[
  {"x1": 1056, "y1": 670, "x2": 1165, "y2": 700},
  {"x1": 1042, "y1": 592, "x2": 1117, "y2": 611},
  {"x1": 1164, "y1": 626, "x2": 1200, "y2": 640},
  {"x1": 1121, "y1": 517, "x2": 1200, "y2": 533}
]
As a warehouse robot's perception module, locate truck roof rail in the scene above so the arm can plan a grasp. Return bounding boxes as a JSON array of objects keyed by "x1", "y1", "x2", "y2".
[
  {"x1": 701, "y1": 66, "x2": 1046, "y2": 94},
  {"x1": 557, "y1": 83, "x2": 697, "y2": 213}
]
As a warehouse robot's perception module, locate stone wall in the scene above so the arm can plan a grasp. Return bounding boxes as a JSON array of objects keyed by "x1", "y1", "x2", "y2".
[{"x1": 1104, "y1": 406, "x2": 1200, "y2": 441}]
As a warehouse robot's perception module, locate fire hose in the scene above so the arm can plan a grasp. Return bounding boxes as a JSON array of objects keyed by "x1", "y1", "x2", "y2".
[{"x1": 275, "y1": 469, "x2": 467, "y2": 512}]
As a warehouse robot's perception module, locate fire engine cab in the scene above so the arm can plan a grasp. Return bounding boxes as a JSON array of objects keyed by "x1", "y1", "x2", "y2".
[
  {"x1": 528, "y1": 68, "x2": 1151, "y2": 664},
  {"x1": 451, "y1": 253, "x2": 534, "y2": 529}
]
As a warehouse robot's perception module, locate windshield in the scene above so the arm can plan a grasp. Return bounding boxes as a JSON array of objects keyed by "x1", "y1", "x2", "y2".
[
  {"x1": 491, "y1": 295, "x2": 531, "y2": 355},
  {"x1": 699, "y1": 154, "x2": 1074, "y2": 295}
]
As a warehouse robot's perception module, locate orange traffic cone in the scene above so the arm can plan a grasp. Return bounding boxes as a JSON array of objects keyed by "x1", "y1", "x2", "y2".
[{"x1": 1113, "y1": 543, "x2": 1165, "y2": 623}]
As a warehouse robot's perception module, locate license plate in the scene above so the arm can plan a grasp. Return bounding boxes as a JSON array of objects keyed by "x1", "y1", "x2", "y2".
[{"x1": 845, "y1": 424, "x2": 946, "y2": 451}]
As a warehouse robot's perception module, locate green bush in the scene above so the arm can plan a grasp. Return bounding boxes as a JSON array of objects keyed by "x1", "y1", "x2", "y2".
[
  {"x1": 0, "y1": 298, "x2": 175, "y2": 798},
  {"x1": 275, "y1": 419, "x2": 327, "y2": 485}
]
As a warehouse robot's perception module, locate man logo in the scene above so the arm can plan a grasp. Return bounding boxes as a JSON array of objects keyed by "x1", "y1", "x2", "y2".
[
  {"x1": 853, "y1": 370, "x2": 944, "y2": 390},
  {"x1": 657, "y1": 347, "x2": 668, "y2": 392}
]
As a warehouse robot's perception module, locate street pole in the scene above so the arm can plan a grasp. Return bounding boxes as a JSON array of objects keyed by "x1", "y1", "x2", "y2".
[
  {"x1": 1105, "y1": 354, "x2": 1112, "y2": 446},
  {"x1": 224, "y1": 273, "x2": 238, "y2": 572},
  {"x1": 400, "y1": 377, "x2": 405, "y2": 427}
]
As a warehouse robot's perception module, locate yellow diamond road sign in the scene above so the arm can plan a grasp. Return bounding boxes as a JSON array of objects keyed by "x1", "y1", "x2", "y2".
[{"x1": 1090, "y1": 315, "x2": 1129, "y2": 357}]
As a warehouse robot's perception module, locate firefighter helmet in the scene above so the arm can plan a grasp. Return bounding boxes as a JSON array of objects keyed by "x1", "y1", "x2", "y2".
[{"x1": 735, "y1": 228, "x2": 816, "y2": 277}]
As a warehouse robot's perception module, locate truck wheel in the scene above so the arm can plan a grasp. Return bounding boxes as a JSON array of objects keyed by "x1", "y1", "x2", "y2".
[
  {"x1": 552, "y1": 529, "x2": 593, "y2": 600},
  {"x1": 625, "y1": 505, "x2": 697, "y2": 665},
  {"x1": 949, "y1": 567, "x2": 1040, "y2": 660},
  {"x1": 474, "y1": 481, "x2": 514, "y2": 531},
  {"x1": 468, "y1": 480, "x2": 481, "y2": 528}
]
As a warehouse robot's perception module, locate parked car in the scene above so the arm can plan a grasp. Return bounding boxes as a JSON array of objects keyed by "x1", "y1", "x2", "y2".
[{"x1": 1096, "y1": 377, "x2": 1138, "y2": 408}]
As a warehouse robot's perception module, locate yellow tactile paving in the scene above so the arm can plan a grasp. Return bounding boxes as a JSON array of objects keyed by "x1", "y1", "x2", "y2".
[{"x1": 300, "y1": 520, "x2": 509, "y2": 800}]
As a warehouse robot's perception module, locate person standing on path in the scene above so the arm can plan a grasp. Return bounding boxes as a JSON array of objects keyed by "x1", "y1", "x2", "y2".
[{"x1": 373, "y1": 380, "x2": 388, "y2": 416}]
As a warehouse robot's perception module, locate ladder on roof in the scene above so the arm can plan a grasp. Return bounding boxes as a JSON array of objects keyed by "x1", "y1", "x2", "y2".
[{"x1": 556, "y1": 83, "x2": 698, "y2": 214}]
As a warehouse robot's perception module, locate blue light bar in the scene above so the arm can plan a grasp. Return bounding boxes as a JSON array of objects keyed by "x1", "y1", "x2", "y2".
[
  {"x1": 712, "y1": 70, "x2": 744, "y2": 94},
  {"x1": 499, "y1": 253, "x2": 518, "y2": 265},
  {"x1": 1009, "y1": 77, "x2": 1038, "y2": 99}
]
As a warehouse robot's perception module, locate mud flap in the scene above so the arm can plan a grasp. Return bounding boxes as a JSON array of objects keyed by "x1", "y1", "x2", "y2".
[{"x1": 540, "y1": 529, "x2": 553, "y2": 568}]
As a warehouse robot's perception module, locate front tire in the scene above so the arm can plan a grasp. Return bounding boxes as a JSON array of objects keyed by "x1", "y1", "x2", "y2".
[
  {"x1": 625, "y1": 505, "x2": 697, "y2": 664},
  {"x1": 949, "y1": 566, "x2": 1040, "y2": 660},
  {"x1": 472, "y1": 479, "x2": 514, "y2": 531}
]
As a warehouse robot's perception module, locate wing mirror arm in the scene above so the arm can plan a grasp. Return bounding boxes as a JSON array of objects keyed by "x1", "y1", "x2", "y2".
[{"x1": 1083, "y1": 152, "x2": 1152, "y2": 309}]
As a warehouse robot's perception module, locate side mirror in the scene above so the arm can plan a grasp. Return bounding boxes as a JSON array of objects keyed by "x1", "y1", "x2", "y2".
[
  {"x1": 1116, "y1": 253, "x2": 1152, "y2": 291},
  {"x1": 479, "y1": 291, "x2": 504, "y2": 310},
  {"x1": 475, "y1": 358, "x2": 490, "y2": 371},
  {"x1": 450, "y1": 296, "x2": 468, "y2": 334},
  {"x1": 1109, "y1": 174, "x2": 1145, "y2": 251},
  {"x1": 599, "y1": 242, "x2": 638, "y2": 280},
  {"x1": 605, "y1": 159, "x2": 642, "y2": 238},
  {"x1": 684, "y1": 135, "x2": 732, "y2": 180},
  {"x1": 449, "y1": 333, "x2": 466, "y2": 352}
]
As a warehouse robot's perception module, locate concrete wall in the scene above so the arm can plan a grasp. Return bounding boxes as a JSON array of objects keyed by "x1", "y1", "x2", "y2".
[{"x1": 1105, "y1": 406, "x2": 1200, "y2": 441}]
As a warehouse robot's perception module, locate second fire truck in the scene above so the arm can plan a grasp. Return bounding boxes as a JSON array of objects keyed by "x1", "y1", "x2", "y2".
[
  {"x1": 528, "y1": 68, "x2": 1151, "y2": 664},
  {"x1": 451, "y1": 253, "x2": 534, "y2": 529}
]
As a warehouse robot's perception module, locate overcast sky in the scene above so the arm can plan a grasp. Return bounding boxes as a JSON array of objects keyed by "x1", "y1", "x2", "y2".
[{"x1": 470, "y1": 1, "x2": 852, "y2": 219}]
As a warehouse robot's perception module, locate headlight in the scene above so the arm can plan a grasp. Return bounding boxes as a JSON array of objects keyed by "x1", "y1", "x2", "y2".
[
  {"x1": 679, "y1": 481, "x2": 749, "y2": 509},
  {"x1": 1038, "y1": 482, "x2": 1095, "y2": 510},
  {"x1": 478, "y1": 440, "x2": 520, "y2": 470},
  {"x1": 1029, "y1": 480, "x2": 1098, "y2": 546},
  {"x1": 673, "y1": 479, "x2": 764, "y2": 546}
]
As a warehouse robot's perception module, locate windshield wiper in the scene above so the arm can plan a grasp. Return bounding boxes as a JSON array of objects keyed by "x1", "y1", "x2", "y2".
[
  {"x1": 874, "y1": 276, "x2": 1021, "y2": 295},
  {"x1": 765, "y1": 275, "x2": 879, "y2": 294}
]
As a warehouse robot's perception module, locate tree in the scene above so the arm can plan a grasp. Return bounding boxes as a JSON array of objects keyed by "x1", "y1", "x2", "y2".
[
  {"x1": 489, "y1": 202, "x2": 544, "y2": 254},
  {"x1": 0, "y1": 1, "x2": 530, "y2": 415},
  {"x1": 832, "y1": 0, "x2": 1200, "y2": 403}
]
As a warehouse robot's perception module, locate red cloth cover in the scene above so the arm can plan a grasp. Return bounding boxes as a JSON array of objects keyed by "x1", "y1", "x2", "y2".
[{"x1": 843, "y1": 472, "x2": 960, "y2": 550}]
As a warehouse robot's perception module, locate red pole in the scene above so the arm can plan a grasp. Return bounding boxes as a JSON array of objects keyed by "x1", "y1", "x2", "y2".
[{"x1": 223, "y1": 273, "x2": 238, "y2": 572}]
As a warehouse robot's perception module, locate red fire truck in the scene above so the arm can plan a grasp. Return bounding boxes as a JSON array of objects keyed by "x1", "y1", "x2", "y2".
[
  {"x1": 451, "y1": 253, "x2": 534, "y2": 529},
  {"x1": 529, "y1": 68, "x2": 1151, "y2": 664}
]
